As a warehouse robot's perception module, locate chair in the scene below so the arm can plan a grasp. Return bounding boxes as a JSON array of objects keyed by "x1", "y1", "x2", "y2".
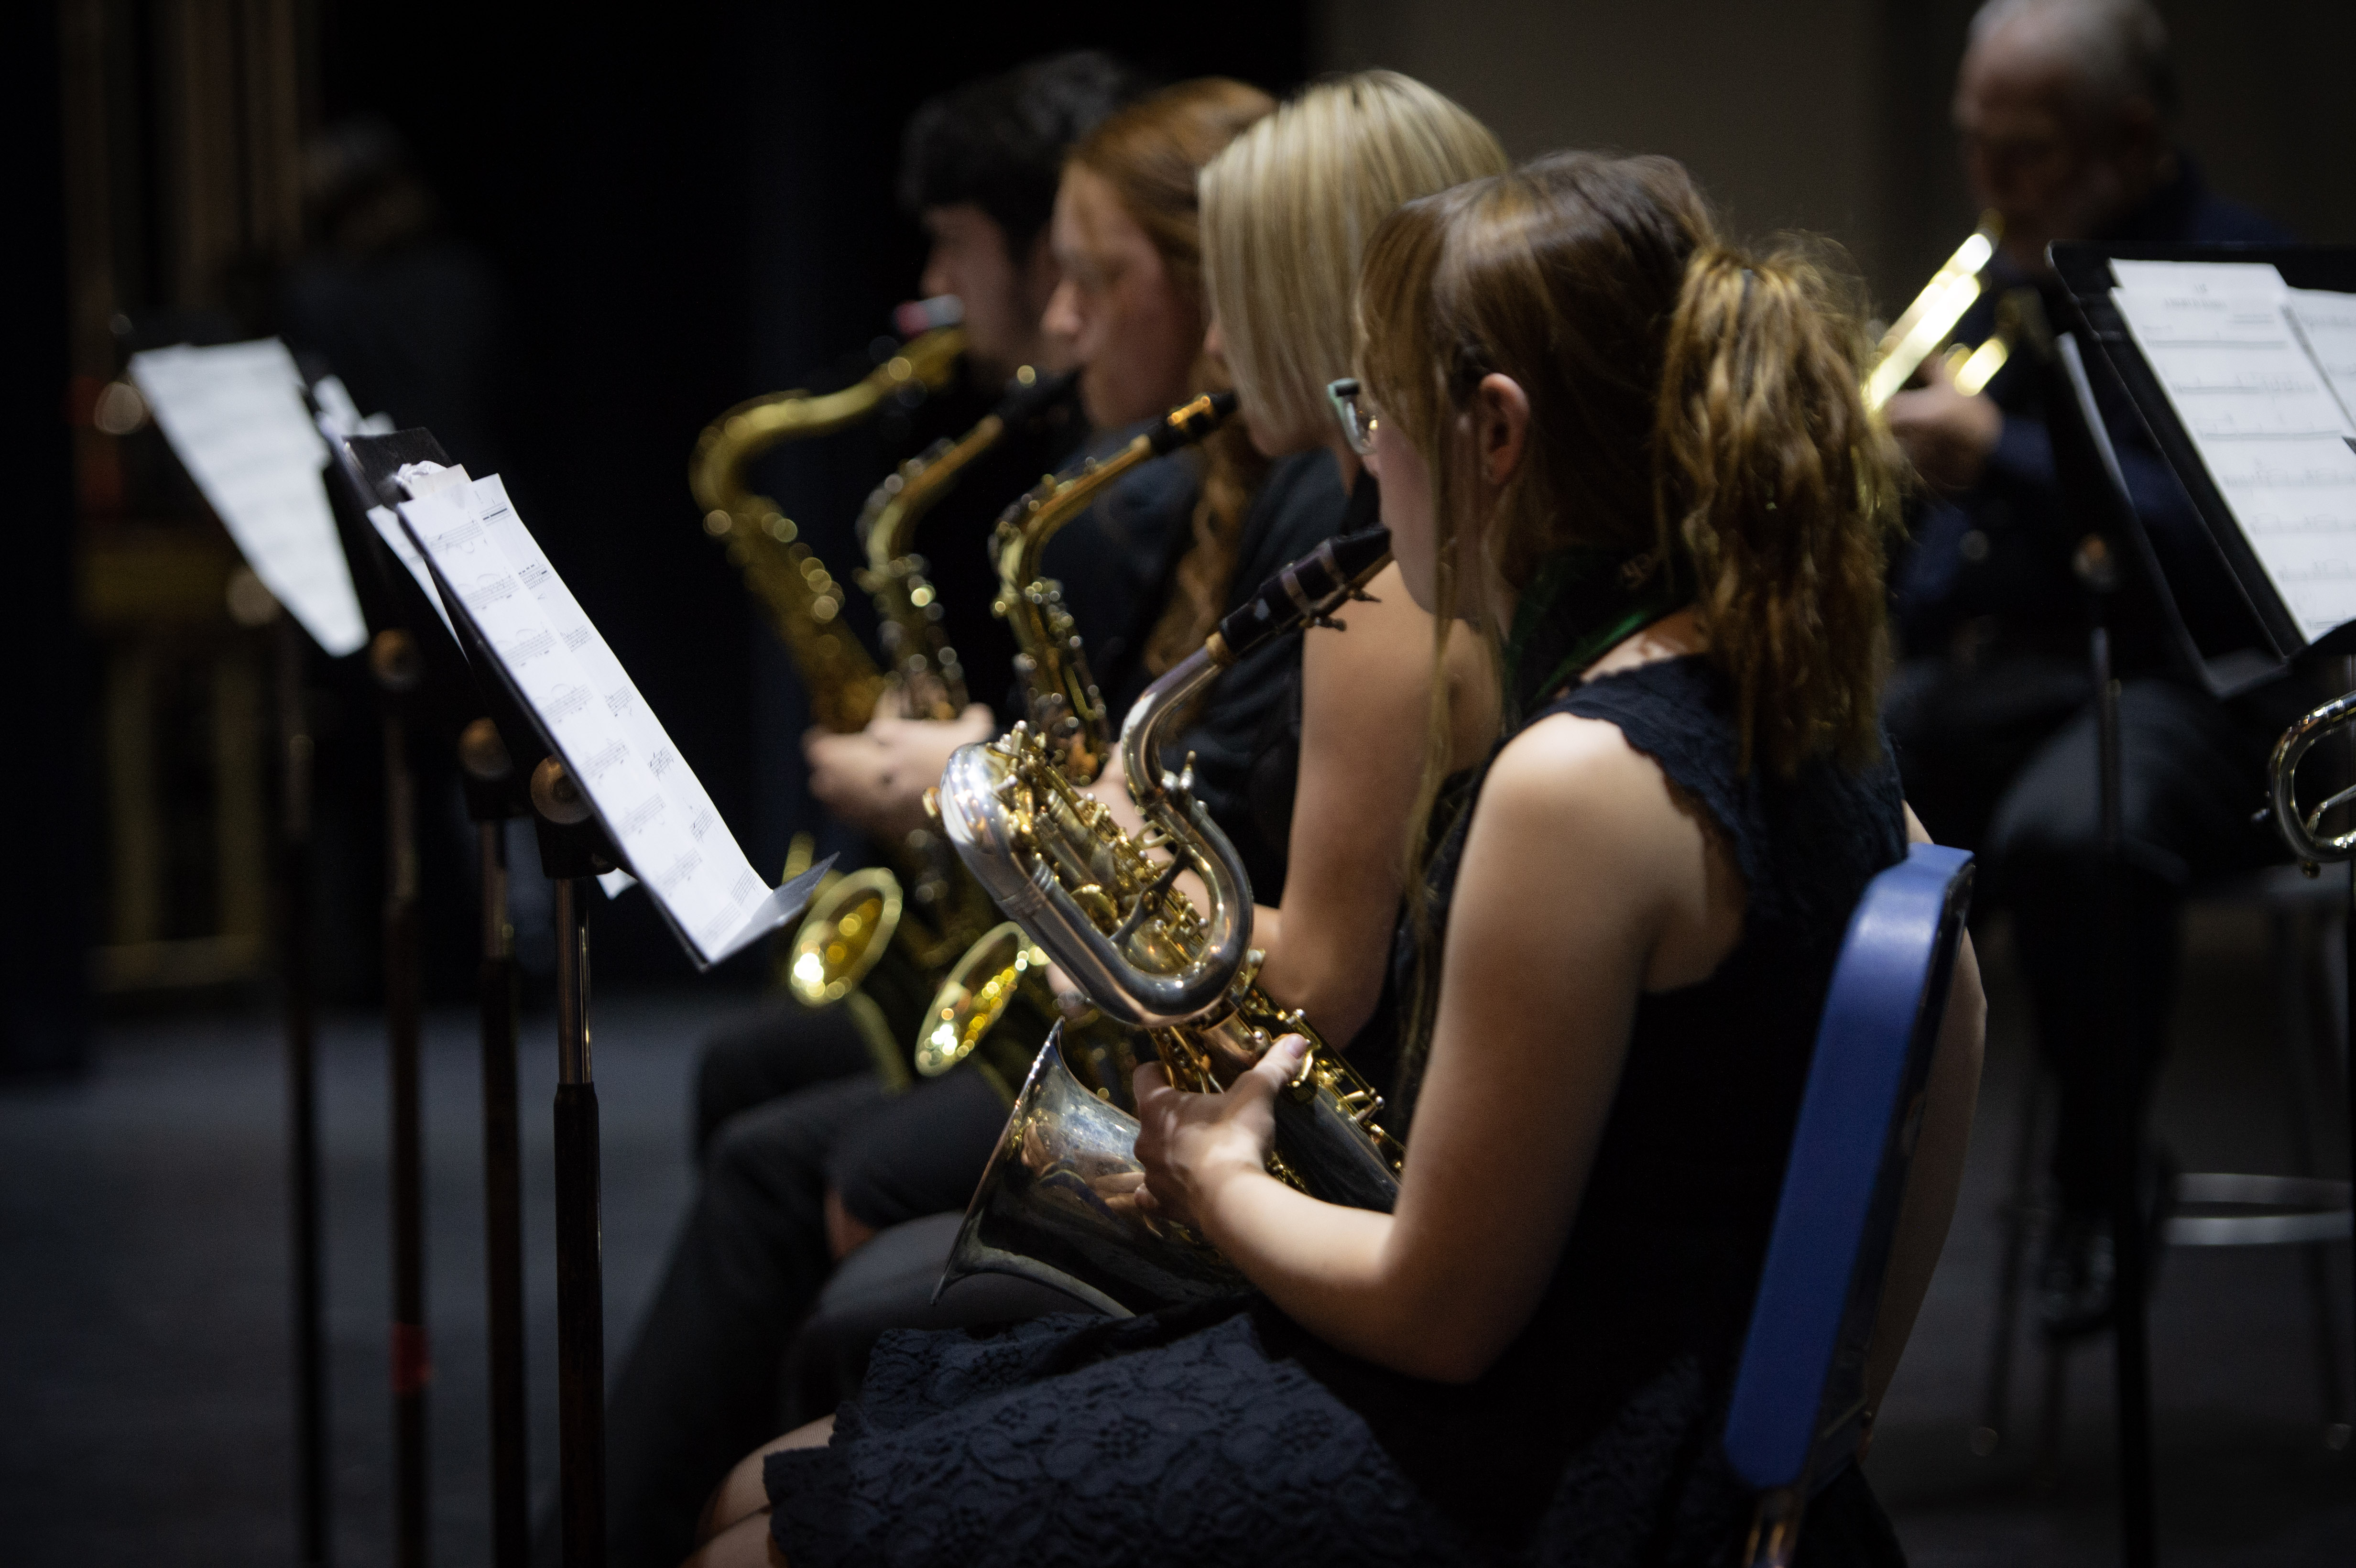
[
  {"x1": 1723, "y1": 842, "x2": 1977, "y2": 1568},
  {"x1": 1973, "y1": 862, "x2": 2354, "y2": 1466}
]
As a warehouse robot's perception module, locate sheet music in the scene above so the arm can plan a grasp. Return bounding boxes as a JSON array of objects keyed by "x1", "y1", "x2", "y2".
[
  {"x1": 2112, "y1": 265, "x2": 2356, "y2": 637},
  {"x1": 2286, "y1": 287, "x2": 2356, "y2": 434},
  {"x1": 398, "y1": 475, "x2": 816, "y2": 967},
  {"x1": 129, "y1": 340, "x2": 368, "y2": 656}
]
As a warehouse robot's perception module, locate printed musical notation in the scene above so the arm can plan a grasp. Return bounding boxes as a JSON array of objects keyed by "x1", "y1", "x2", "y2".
[
  {"x1": 129, "y1": 340, "x2": 369, "y2": 656},
  {"x1": 2112, "y1": 263, "x2": 2356, "y2": 638},
  {"x1": 399, "y1": 475, "x2": 820, "y2": 967}
]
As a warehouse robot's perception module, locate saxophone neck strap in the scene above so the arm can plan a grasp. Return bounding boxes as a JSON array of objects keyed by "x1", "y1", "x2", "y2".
[{"x1": 1502, "y1": 546, "x2": 1688, "y2": 720}]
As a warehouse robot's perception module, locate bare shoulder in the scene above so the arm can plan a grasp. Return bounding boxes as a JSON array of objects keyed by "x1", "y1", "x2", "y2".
[{"x1": 1478, "y1": 711, "x2": 1689, "y2": 864}]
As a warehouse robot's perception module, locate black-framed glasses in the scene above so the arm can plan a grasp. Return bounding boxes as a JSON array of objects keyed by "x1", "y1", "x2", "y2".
[{"x1": 1326, "y1": 377, "x2": 1377, "y2": 457}]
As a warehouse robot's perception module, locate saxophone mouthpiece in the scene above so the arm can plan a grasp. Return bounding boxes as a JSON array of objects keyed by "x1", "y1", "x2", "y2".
[
  {"x1": 894, "y1": 295, "x2": 964, "y2": 336},
  {"x1": 994, "y1": 366, "x2": 1081, "y2": 427}
]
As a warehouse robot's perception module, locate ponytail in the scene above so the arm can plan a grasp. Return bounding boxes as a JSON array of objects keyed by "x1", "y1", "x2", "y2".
[{"x1": 1655, "y1": 244, "x2": 1902, "y2": 776}]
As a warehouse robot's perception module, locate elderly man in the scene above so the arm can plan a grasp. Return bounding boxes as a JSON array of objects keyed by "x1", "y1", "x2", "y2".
[{"x1": 1882, "y1": 0, "x2": 2290, "y2": 1340}]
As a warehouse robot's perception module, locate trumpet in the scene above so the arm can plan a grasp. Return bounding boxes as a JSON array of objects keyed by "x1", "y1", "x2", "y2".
[
  {"x1": 933, "y1": 525, "x2": 1404, "y2": 1315},
  {"x1": 1864, "y1": 214, "x2": 2011, "y2": 411},
  {"x1": 2269, "y1": 688, "x2": 2356, "y2": 868}
]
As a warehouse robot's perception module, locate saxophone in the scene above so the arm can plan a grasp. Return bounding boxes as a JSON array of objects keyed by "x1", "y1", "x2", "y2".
[
  {"x1": 993, "y1": 390, "x2": 1239, "y2": 785},
  {"x1": 908, "y1": 391, "x2": 1239, "y2": 1092},
  {"x1": 931, "y1": 525, "x2": 1405, "y2": 1316},
  {"x1": 688, "y1": 312, "x2": 965, "y2": 733},
  {"x1": 776, "y1": 368, "x2": 1085, "y2": 1081}
]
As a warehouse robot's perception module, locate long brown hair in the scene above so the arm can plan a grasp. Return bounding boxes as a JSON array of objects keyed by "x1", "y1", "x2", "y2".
[
  {"x1": 1358, "y1": 152, "x2": 1899, "y2": 778},
  {"x1": 1066, "y1": 77, "x2": 1279, "y2": 674},
  {"x1": 1358, "y1": 152, "x2": 1903, "y2": 1075}
]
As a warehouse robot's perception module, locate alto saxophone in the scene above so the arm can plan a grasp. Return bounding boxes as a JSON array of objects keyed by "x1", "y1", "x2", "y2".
[
  {"x1": 776, "y1": 369, "x2": 1085, "y2": 1081},
  {"x1": 932, "y1": 525, "x2": 1405, "y2": 1316},
  {"x1": 908, "y1": 391, "x2": 1239, "y2": 1089},
  {"x1": 994, "y1": 391, "x2": 1239, "y2": 785},
  {"x1": 688, "y1": 311, "x2": 965, "y2": 733}
]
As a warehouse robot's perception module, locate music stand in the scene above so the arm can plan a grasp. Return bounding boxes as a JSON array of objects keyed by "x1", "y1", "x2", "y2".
[
  {"x1": 331, "y1": 427, "x2": 539, "y2": 1568},
  {"x1": 2050, "y1": 240, "x2": 2356, "y2": 1564}
]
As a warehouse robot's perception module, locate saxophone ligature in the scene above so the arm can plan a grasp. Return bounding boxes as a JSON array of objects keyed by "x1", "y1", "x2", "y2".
[
  {"x1": 932, "y1": 525, "x2": 1405, "y2": 1315},
  {"x1": 1863, "y1": 213, "x2": 2014, "y2": 411}
]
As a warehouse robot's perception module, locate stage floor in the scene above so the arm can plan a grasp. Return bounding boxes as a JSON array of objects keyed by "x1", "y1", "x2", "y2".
[{"x1": 1, "y1": 912, "x2": 2350, "y2": 1566}]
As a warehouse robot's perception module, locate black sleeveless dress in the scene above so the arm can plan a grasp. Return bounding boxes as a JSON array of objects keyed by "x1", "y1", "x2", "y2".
[{"x1": 766, "y1": 655, "x2": 1910, "y2": 1567}]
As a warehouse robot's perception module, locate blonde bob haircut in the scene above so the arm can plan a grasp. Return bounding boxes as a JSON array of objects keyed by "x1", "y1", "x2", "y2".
[{"x1": 1201, "y1": 71, "x2": 1506, "y2": 448}]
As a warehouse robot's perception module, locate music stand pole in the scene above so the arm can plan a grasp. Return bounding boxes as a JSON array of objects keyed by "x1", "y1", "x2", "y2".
[
  {"x1": 458, "y1": 719, "x2": 529, "y2": 1568},
  {"x1": 276, "y1": 615, "x2": 332, "y2": 1568},
  {"x1": 532, "y1": 757, "x2": 608, "y2": 1568},
  {"x1": 2079, "y1": 537, "x2": 2158, "y2": 1568},
  {"x1": 369, "y1": 630, "x2": 433, "y2": 1568}
]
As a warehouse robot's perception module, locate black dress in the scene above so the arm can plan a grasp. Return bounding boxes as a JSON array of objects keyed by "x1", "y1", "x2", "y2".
[{"x1": 766, "y1": 654, "x2": 1911, "y2": 1567}]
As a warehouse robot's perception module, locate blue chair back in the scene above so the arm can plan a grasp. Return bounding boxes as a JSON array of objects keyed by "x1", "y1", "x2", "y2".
[{"x1": 1721, "y1": 842, "x2": 1975, "y2": 1561}]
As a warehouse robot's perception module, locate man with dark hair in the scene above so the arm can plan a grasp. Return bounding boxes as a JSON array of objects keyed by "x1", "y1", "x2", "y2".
[
  {"x1": 1883, "y1": 0, "x2": 2291, "y2": 1340},
  {"x1": 587, "y1": 53, "x2": 1147, "y2": 1568},
  {"x1": 899, "y1": 50, "x2": 1147, "y2": 385}
]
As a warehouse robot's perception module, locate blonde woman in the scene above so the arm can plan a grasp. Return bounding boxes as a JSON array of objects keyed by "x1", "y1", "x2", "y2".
[{"x1": 691, "y1": 152, "x2": 1983, "y2": 1568}]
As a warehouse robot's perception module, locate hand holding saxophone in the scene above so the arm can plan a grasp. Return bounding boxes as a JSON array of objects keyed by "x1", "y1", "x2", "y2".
[
  {"x1": 1131, "y1": 1033, "x2": 1311, "y2": 1228},
  {"x1": 802, "y1": 704, "x2": 995, "y2": 841}
]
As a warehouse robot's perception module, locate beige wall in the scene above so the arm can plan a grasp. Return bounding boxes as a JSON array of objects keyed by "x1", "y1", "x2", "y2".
[{"x1": 1315, "y1": 0, "x2": 2354, "y2": 315}]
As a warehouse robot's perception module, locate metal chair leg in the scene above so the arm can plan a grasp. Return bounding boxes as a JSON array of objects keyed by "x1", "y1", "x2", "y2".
[{"x1": 1975, "y1": 1057, "x2": 2048, "y2": 1455}]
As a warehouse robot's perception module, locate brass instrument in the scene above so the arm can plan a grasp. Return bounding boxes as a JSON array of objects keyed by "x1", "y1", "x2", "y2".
[
  {"x1": 1864, "y1": 214, "x2": 2011, "y2": 411},
  {"x1": 993, "y1": 390, "x2": 1239, "y2": 785},
  {"x1": 2269, "y1": 689, "x2": 2356, "y2": 868},
  {"x1": 689, "y1": 309, "x2": 965, "y2": 733},
  {"x1": 934, "y1": 526, "x2": 1405, "y2": 1315},
  {"x1": 858, "y1": 367, "x2": 1081, "y2": 721},
  {"x1": 900, "y1": 390, "x2": 1240, "y2": 1093},
  {"x1": 774, "y1": 367, "x2": 1084, "y2": 1078}
]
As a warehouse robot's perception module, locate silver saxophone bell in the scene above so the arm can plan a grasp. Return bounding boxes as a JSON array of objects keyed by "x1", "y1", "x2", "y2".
[{"x1": 935, "y1": 1024, "x2": 1243, "y2": 1318}]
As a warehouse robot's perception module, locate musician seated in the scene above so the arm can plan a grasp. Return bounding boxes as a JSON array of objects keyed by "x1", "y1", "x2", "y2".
[
  {"x1": 692, "y1": 50, "x2": 1143, "y2": 1148},
  {"x1": 690, "y1": 151, "x2": 1986, "y2": 1568},
  {"x1": 1878, "y1": 0, "x2": 2292, "y2": 1339},
  {"x1": 600, "y1": 76, "x2": 1279, "y2": 1568}
]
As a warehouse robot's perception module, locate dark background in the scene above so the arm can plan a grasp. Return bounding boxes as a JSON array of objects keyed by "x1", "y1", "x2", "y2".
[{"x1": 300, "y1": 4, "x2": 1313, "y2": 991}]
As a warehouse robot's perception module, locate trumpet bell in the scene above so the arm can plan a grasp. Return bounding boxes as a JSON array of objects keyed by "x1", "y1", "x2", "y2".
[
  {"x1": 936, "y1": 1027, "x2": 1243, "y2": 1318},
  {"x1": 916, "y1": 921, "x2": 1047, "y2": 1077},
  {"x1": 787, "y1": 867, "x2": 905, "y2": 1007}
]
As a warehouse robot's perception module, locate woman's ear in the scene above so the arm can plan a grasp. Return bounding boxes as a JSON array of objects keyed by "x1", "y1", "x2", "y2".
[{"x1": 1472, "y1": 373, "x2": 1531, "y2": 488}]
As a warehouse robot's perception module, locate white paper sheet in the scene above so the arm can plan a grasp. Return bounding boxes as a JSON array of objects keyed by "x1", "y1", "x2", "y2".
[
  {"x1": 2111, "y1": 268, "x2": 2356, "y2": 638},
  {"x1": 2286, "y1": 287, "x2": 2356, "y2": 434},
  {"x1": 129, "y1": 340, "x2": 368, "y2": 656},
  {"x1": 398, "y1": 475, "x2": 814, "y2": 967}
]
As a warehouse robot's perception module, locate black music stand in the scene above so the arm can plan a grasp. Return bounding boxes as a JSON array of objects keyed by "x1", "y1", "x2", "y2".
[
  {"x1": 332, "y1": 428, "x2": 541, "y2": 1568},
  {"x1": 2049, "y1": 240, "x2": 2356, "y2": 1566}
]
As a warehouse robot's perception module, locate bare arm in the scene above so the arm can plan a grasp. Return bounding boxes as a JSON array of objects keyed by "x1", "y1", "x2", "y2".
[
  {"x1": 1861, "y1": 806, "x2": 1987, "y2": 1414},
  {"x1": 1256, "y1": 563, "x2": 1492, "y2": 1043},
  {"x1": 1135, "y1": 713, "x2": 1721, "y2": 1382},
  {"x1": 803, "y1": 704, "x2": 995, "y2": 840}
]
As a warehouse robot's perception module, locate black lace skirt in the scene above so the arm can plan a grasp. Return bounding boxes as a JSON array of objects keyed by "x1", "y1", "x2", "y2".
[{"x1": 763, "y1": 1297, "x2": 1906, "y2": 1568}]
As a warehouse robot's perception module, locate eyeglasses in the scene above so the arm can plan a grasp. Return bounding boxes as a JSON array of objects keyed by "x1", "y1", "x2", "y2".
[{"x1": 1326, "y1": 377, "x2": 1378, "y2": 457}]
